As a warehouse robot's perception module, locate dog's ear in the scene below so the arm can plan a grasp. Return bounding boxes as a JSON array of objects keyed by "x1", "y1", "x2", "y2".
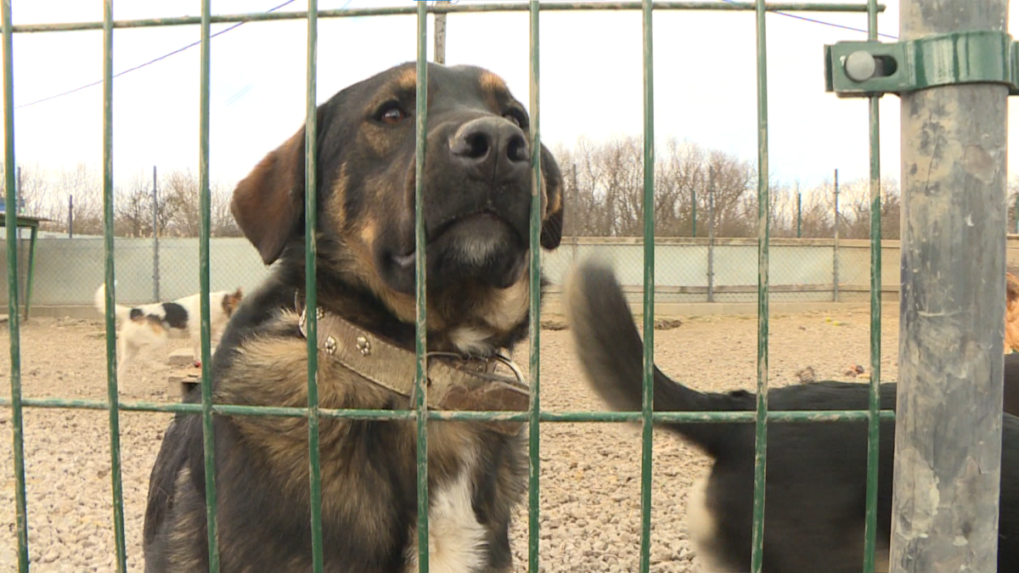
[
  {"x1": 231, "y1": 127, "x2": 309, "y2": 265},
  {"x1": 539, "y1": 144, "x2": 564, "y2": 250}
]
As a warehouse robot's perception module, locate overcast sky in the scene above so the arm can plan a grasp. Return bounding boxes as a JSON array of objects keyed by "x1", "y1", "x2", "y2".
[{"x1": 5, "y1": 0, "x2": 1019, "y2": 196}]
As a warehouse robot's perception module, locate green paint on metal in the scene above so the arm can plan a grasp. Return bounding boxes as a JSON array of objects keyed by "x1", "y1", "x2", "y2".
[
  {"x1": 639, "y1": 1, "x2": 655, "y2": 572},
  {"x1": 826, "y1": 30, "x2": 1019, "y2": 96},
  {"x1": 750, "y1": 0, "x2": 770, "y2": 571},
  {"x1": 198, "y1": 1, "x2": 221, "y2": 570},
  {"x1": 861, "y1": 2, "x2": 882, "y2": 571},
  {"x1": 1, "y1": 2, "x2": 28, "y2": 570},
  {"x1": 414, "y1": 3, "x2": 430, "y2": 570},
  {"x1": 11, "y1": 3, "x2": 886, "y2": 34},
  {"x1": 102, "y1": 2, "x2": 129, "y2": 570},
  {"x1": 528, "y1": 3, "x2": 543, "y2": 571},
  {"x1": 304, "y1": 1, "x2": 324, "y2": 571}
]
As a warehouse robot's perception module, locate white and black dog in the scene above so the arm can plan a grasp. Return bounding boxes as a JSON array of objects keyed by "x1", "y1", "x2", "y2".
[
  {"x1": 565, "y1": 258, "x2": 1019, "y2": 573},
  {"x1": 94, "y1": 284, "x2": 243, "y2": 376}
]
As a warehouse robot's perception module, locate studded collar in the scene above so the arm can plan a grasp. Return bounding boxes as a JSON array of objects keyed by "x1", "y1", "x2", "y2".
[{"x1": 295, "y1": 301, "x2": 530, "y2": 430}]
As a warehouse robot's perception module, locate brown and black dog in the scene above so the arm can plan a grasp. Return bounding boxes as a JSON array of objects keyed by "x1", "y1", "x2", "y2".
[
  {"x1": 143, "y1": 62, "x2": 564, "y2": 572},
  {"x1": 566, "y1": 259, "x2": 1019, "y2": 573}
]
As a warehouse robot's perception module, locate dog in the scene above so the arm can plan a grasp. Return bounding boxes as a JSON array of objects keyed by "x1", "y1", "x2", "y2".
[
  {"x1": 1005, "y1": 272, "x2": 1019, "y2": 354},
  {"x1": 94, "y1": 284, "x2": 243, "y2": 376},
  {"x1": 564, "y1": 259, "x2": 1019, "y2": 573},
  {"x1": 142, "y1": 62, "x2": 564, "y2": 572}
]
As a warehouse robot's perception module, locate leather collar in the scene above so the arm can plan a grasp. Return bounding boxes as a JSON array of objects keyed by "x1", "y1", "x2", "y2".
[{"x1": 295, "y1": 301, "x2": 530, "y2": 434}]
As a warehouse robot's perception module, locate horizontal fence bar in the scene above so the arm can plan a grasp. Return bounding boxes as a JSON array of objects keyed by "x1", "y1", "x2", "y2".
[
  {"x1": 12, "y1": 2, "x2": 885, "y2": 33},
  {"x1": 0, "y1": 397, "x2": 895, "y2": 423}
]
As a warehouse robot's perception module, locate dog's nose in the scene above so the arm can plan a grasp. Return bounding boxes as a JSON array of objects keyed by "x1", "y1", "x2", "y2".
[{"x1": 450, "y1": 117, "x2": 529, "y2": 182}]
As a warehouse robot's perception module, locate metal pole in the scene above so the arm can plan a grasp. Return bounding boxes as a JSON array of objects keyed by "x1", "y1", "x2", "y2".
[
  {"x1": 707, "y1": 165, "x2": 715, "y2": 303},
  {"x1": 890, "y1": 1, "x2": 1007, "y2": 571},
  {"x1": 68, "y1": 195, "x2": 73, "y2": 238},
  {"x1": 152, "y1": 166, "x2": 159, "y2": 301},
  {"x1": 571, "y1": 163, "x2": 579, "y2": 260},
  {"x1": 796, "y1": 182, "x2": 802, "y2": 238},
  {"x1": 434, "y1": 1, "x2": 449, "y2": 64},
  {"x1": 692, "y1": 178, "x2": 697, "y2": 237},
  {"x1": 1013, "y1": 193, "x2": 1018, "y2": 234},
  {"x1": 833, "y1": 168, "x2": 839, "y2": 302}
]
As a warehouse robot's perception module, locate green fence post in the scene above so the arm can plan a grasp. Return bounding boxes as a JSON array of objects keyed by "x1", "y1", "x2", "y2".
[
  {"x1": 750, "y1": 0, "x2": 771, "y2": 570},
  {"x1": 304, "y1": 1, "x2": 324, "y2": 572},
  {"x1": 527, "y1": 2, "x2": 543, "y2": 571},
  {"x1": 639, "y1": 1, "x2": 655, "y2": 571},
  {"x1": 101, "y1": 1, "x2": 129, "y2": 570},
  {"x1": 1, "y1": 2, "x2": 28, "y2": 571},
  {"x1": 414, "y1": 3, "x2": 430, "y2": 571},
  {"x1": 198, "y1": 1, "x2": 221, "y2": 570},
  {"x1": 861, "y1": 2, "x2": 882, "y2": 571},
  {"x1": 891, "y1": 0, "x2": 1008, "y2": 569}
]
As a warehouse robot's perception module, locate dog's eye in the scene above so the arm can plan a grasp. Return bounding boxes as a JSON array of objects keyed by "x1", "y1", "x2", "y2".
[
  {"x1": 376, "y1": 103, "x2": 408, "y2": 125},
  {"x1": 503, "y1": 109, "x2": 528, "y2": 129}
]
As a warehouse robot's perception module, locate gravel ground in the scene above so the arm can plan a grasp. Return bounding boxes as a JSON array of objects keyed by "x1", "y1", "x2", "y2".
[{"x1": 0, "y1": 306, "x2": 899, "y2": 572}]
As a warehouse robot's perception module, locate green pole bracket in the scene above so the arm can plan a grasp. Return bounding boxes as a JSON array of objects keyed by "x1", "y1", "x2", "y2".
[{"x1": 825, "y1": 30, "x2": 1019, "y2": 97}]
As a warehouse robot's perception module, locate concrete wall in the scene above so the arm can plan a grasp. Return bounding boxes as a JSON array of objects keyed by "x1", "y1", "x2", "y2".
[{"x1": 5, "y1": 235, "x2": 1019, "y2": 316}]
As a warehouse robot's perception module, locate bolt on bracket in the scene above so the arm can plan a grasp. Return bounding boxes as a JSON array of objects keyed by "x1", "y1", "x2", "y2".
[{"x1": 825, "y1": 30, "x2": 1019, "y2": 97}]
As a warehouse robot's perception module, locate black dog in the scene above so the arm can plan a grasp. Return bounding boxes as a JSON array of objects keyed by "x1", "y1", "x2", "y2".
[
  {"x1": 143, "y1": 62, "x2": 564, "y2": 572},
  {"x1": 565, "y1": 258, "x2": 1019, "y2": 573}
]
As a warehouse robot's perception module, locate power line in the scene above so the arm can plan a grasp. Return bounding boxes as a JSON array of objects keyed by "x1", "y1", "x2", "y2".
[
  {"x1": 15, "y1": 0, "x2": 298, "y2": 110},
  {"x1": 718, "y1": 0, "x2": 898, "y2": 40},
  {"x1": 18, "y1": 0, "x2": 896, "y2": 111}
]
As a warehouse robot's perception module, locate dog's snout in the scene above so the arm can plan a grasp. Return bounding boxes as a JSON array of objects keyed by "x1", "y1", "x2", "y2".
[{"x1": 450, "y1": 117, "x2": 528, "y2": 182}]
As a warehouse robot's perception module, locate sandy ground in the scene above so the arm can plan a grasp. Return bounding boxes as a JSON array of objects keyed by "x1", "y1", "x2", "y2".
[{"x1": 0, "y1": 306, "x2": 899, "y2": 572}]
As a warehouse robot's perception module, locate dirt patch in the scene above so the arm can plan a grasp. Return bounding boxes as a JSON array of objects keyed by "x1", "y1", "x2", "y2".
[{"x1": 0, "y1": 308, "x2": 898, "y2": 572}]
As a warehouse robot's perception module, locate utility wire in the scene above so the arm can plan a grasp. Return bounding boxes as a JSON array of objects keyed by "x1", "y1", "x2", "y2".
[
  {"x1": 719, "y1": 0, "x2": 898, "y2": 40},
  {"x1": 18, "y1": 0, "x2": 896, "y2": 110},
  {"x1": 16, "y1": 0, "x2": 298, "y2": 109}
]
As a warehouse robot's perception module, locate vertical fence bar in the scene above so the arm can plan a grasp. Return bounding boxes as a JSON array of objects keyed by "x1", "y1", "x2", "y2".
[
  {"x1": 796, "y1": 184, "x2": 802, "y2": 238},
  {"x1": 861, "y1": 1, "x2": 882, "y2": 571},
  {"x1": 68, "y1": 194, "x2": 74, "y2": 238},
  {"x1": 890, "y1": 0, "x2": 1007, "y2": 570},
  {"x1": 1014, "y1": 194, "x2": 1018, "y2": 234},
  {"x1": 708, "y1": 166, "x2": 715, "y2": 303},
  {"x1": 152, "y1": 165, "x2": 159, "y2": 301},
  {"x1": 833, "y1": 168, "x2": 840, "y2": 302},
  {"x1": 434, "y1": 0, "x2": 448, "y2": 65},
  {"x1": 198, "y1": 1, "x2": 220, "y2": 570},
  {"x1": 691, "y1": 185, "x2": 696, "y2": 237},
  {"x1": 750, "y1": 0, "x2": 770, "y2": 570},
  {"x1": 1, "y1": 3, "x2": 28, "y2": 571},
  {"x1": 304, "y1": 1, "x2": 324, "y2": 571},
  {"x1": 414, "y1": 3, "x2": 430, "y2": 571},
  {"x1": 102, "y1": 2, "x2": 129, "y2": 570},
  {"x1": 638, "y1": 1, "x2": 655, "y2": 571},
  {"x1": 527, "y1": 2, "x2": 542, "y2": 571}
]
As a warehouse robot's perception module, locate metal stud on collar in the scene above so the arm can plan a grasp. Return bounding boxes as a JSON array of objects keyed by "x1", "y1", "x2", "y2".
[
  {"x1": 324, "y1": 336, "x2": 337, "y2": 355},
  {"x1": 356, "y1": 336, "x2": 372, "y2": 356}
]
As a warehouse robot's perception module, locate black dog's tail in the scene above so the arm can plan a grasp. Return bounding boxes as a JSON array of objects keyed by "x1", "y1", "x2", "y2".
[{"x1": 564, "y1": 258, "x2": 751, "y2": 458}]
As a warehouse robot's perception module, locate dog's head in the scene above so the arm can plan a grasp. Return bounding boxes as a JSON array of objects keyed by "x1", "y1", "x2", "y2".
[
  {"x1": 221, "y1": 287, "x2": 244, "y2": 318},
  {"x1": 231, "y1": 63, "x2": 564, "y2": 351}
]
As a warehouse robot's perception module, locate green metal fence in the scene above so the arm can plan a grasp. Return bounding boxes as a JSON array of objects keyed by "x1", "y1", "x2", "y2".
[{"x1": 4, "y1": 1, "x2": 899, "y2": 572}]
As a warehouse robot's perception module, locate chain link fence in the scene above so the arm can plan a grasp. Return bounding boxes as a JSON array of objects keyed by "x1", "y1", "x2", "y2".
[{"x1": 0, "y1": 233, "x2": 906, "y2": 313}]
